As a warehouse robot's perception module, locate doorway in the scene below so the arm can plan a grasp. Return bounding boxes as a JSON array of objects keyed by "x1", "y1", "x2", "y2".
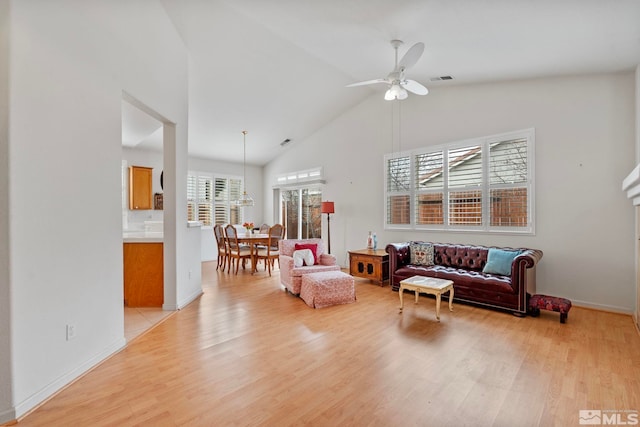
[
  {"x1": 280, "y1": 187, "x2": 323, "y2": 239},
  {"x1": 121, "y1": 95, "x2": 171, "y2": 341}
]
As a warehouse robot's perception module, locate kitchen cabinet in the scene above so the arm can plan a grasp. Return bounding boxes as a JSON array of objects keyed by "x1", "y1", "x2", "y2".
[
  {"x1": 129, "y1": 165, "x2": 153, "y2": 210},
  {"x1": 123, "y1": 242, "x2": 163, "y2": 307}
]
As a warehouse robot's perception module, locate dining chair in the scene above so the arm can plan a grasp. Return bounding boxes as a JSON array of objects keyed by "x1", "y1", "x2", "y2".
[
  {"x1": 256, "y1": 223, "x2": 284, "y2": 276},
  {"x1": 213, "y1": 224, "x2": 228, "y2": 271},
  {"x1": 224, "y1": 224, "x2": 252, "y2": 274},
  {"x1": 258, "y1": 223, "x2": 270, "y2": 234}
]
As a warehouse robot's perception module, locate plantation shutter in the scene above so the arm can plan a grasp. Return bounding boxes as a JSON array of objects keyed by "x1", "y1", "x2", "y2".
[
  {"x1": 189, "y1": 173, "x2": 244, "y2": 227},
  {"x1": 415, "y1": 150, "x2": 444, "y2": 225},
  {"x1": 229, "y1": 178, "x2": 243, "y2": 225},
  {"x1": 386, "y1": 156, "x2": 411, "y2": 225},
  {"x1": 197, "y1": 176, "x2": 213, "y2": 226},
  {"x1": 489, "y1": 138, "x2": 528, "y2": 227},
  {"x1": 187, "y1": 174, "x2": 197, "y2": 222},
  {"x1": 383, "y1": 129, "x2": 533, "y2": 233},
  {"x1": 214, "y1": 178, "x2": 229, "y2": 225},
  {"x1": 448, "y1": 145, "x2": 482, "y2": 225}
]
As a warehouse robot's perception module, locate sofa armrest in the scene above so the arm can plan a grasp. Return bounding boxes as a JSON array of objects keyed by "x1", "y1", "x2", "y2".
[
  {"x1": 512, "y1": 249, "x2": 543, "y2": 273},
  {"x1": 386, "y1": 243, "x2": 410, "y2": 275},
  {"x1": 511, "y1": 248, "x2": 543, "y2": 294},
  {"x1": 318, "y1": 253, "x2": 337, "y2": 266}
]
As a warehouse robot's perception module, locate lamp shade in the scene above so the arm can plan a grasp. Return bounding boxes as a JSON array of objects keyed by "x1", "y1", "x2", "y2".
[{"x1": 321, "y1": 201, "x2": 335, "y2": 214}]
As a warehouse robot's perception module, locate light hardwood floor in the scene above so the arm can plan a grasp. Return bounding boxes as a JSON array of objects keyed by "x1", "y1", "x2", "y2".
[{"x1": 11, "y1": 262, "x2": 640, "y2": 426}]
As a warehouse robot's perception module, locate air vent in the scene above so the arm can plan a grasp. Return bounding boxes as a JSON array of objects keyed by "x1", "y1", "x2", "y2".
[
  {"x1": 280, "y1": 138, "x2": 292, "y2": 147},
  {"x1": 430, "y1": 76, "x2": 454, "y2": 82}
]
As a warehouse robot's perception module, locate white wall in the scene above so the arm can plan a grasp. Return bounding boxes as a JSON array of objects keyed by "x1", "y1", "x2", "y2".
[
  {"x1": 636, "y1": 65, "x2": 640, "y2": 328},
  {"x1": 6, "y1": 1, "x2": 189, "y2": 421},
  {"x1": 0, "y1": 1, "x2": 12, "y2": 421},
  {"x1": 265, "y1": 72, "x2": 637, "y2": 313}
]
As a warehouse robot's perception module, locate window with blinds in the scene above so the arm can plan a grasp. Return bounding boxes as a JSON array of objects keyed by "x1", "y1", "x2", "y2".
[
  {"x1": 489, "y1": 138, "x2": 528, "y2": 227},
  {"x1": 384, "y1": 128, "x2": 534, "y2": 234},
  {"x1": 415, "y1": 151, "x2": 444, "y2": 225},
  {"x1": 188, "y1": 172, "x2": 243, "y2": 227},
  {"x1": 448, "y1": 145, "x2": 482, "y2": 226},
  {"x1": 386, "y1": 156, "x2": 411, "y2": 225}
]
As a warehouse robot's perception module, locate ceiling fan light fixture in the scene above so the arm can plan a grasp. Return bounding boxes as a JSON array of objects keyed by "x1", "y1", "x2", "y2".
[
  {"x1": 347, "y1": 39, "x2": 427, "y2": 101},
  {"x1": 385, "y1": 84, "x2": 408, "y2": 101}
]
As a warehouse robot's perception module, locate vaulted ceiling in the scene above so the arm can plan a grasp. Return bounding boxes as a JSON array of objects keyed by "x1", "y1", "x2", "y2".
[{"x1": 122, "y1": 0, "x2": 640, "y2": 166}]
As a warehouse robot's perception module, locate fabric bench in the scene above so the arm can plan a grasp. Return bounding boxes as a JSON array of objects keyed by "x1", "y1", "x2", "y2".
[
  {"x1": 528, "y1": 294, "x2": 572, "y2": 323},
  {"x1": 300, "y1": 271, "x2": 356, "y2": 308}
]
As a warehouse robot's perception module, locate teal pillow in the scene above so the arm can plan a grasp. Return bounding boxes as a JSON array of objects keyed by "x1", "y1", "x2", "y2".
[{"x1": 482, "y1": 249, "x2": 521, "y2": 276}]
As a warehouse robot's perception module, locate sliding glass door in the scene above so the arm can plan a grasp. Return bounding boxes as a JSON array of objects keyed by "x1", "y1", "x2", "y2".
[{"x1": 280, "y1": 187, "x2": 322, "y2": 239}]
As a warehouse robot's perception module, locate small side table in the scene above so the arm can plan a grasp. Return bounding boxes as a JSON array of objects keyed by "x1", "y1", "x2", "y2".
[
  {"x1": 348, "y1": 249, "x2": 389, "y2": 286},
  {"x1": 399, "y1": 276, "x2": 454, "y2": 321}
]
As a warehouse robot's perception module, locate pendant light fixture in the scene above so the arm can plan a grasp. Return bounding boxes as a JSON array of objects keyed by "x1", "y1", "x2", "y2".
[{"x1": 235, "y1": 130, "x2": 254, "y2": 207}]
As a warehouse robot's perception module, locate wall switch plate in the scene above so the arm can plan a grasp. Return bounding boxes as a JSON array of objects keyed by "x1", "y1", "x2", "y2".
[{"x1": 66, "y1": 324, "x2": 76, "y2": 341}]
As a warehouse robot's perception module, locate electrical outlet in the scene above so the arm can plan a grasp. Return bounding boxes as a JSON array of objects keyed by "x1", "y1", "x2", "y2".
[
  {"x1": 188, "y1": 270, "x2": 192, "y2": 279},
  {"x1": 66, "y1": 324, "x2": 76, "y2": 341}
]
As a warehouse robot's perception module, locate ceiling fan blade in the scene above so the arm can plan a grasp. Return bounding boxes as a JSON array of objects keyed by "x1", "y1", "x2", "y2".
[
  {"x1": 346, "y1": 78, "x2": 388, "y2": 87},
  {"x1": 403, "y1": 79, "x2": 429, "y2": 95},
  {"x1": 397, "y1": 42, "x2": 424, "y2": 71}
]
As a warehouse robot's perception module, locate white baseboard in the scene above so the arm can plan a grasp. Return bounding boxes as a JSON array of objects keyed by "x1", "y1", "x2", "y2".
[
  {"x1": 177, "y1": 289, "x2": 204, "y2": 310},
  {"x1": 571, "y1": 299, "x2": 634, "y2": 315},
  {"x1": 14, "y1": 337, "x2": 126, "y2": 419}
]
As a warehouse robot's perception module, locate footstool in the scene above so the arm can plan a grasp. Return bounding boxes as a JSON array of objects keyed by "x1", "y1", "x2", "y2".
[
  {"x1": 528, "y1": 294, "x2": 572, "y2": 323},
  {"x1": 300, "y1": 271, "x2": 356, "y2": 309}
]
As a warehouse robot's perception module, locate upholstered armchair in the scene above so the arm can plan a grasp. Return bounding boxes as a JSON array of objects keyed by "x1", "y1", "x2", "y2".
[{"x1": 279, "y1": 238, "x2": 340, "y2": 294}]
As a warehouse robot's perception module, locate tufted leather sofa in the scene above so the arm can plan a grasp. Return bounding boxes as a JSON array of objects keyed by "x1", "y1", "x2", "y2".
[{"x1": 386, "y1": 242, "x2": 543, "y2": 316}]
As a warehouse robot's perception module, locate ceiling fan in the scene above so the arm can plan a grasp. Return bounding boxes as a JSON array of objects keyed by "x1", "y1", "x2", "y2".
[{"x1": 346, "y1": 39, "x2": 428, "y2": 101}]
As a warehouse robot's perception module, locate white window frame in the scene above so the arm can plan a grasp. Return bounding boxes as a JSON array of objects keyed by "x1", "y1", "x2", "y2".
[{"x1": 384, "y1": 128, "x2": 535, "y2": 235}]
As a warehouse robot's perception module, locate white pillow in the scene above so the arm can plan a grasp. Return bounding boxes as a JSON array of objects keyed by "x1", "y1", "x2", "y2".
[{"x1": 293, "y1": 249, "x2": 314, "y2": 267}]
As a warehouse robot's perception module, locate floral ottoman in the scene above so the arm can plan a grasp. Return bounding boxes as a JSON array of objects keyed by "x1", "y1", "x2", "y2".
[
  {"x1": 528, "y1": 294, "x2": 572, "y2": 323},
  {"x1": 300, "y1": 271, "x2": 356, "y2": 309}
]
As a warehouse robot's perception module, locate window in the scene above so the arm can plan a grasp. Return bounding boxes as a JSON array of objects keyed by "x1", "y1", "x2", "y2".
[
  {"x1": 276, "y1": 167, "x2": 324, "y2": 186},
  {"x1": 188, "y1": 172, "x2": 243, "y2": 227},
  {"x1": 385, "y1": 128, "x2": 534, "y2": 234}
]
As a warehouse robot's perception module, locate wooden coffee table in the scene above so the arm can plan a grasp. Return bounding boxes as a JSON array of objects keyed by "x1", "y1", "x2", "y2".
[{"x1": 398, "y1": 276, "x2": 454, "y2": 321}]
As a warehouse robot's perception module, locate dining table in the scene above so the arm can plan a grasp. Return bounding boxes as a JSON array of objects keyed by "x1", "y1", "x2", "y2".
[{"x1": 236, "y1": 233, "x2": 270, "y2": 274}]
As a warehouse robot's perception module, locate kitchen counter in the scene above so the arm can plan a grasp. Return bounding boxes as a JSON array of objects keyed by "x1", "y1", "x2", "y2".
[{"x1": 123, "y1": 231, "x2": 163, "y2": 243}]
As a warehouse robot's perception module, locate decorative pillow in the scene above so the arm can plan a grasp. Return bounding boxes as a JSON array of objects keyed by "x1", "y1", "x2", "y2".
[
  {"x1": 409, "y1": 242, "x2": 434, "y2": 266},
  {"x1": 293, "y1": 249, "x2": 314, "y2": 267},
  {"x1": 482, "y1": 248, "x2": 522, "y2": 276},
  {"x1": 294, "y1": 243, "x2": 318, "y2": 265}
]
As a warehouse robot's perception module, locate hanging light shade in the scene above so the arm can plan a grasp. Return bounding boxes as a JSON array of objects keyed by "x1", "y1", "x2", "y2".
[{"x1": 235, "y1": 130, "x2": 254, "y2": 207}]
